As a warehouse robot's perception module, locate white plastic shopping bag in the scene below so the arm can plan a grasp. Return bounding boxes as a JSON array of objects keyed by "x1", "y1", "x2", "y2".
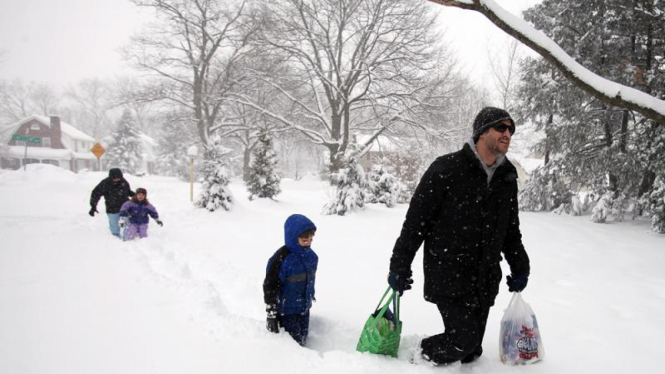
[{"x1": 499, "y1": 292, "x2": 545, "y2": 365}]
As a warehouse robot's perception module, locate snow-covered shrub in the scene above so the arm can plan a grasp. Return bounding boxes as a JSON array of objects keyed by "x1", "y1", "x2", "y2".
[
  {"x1": 365, "y1": 164, "x2": 402, "y2": 208},
  {"x1": 105, "y1": 109, "x2": 143, "y2": 174},
  {"x1": 591, "y1": 192, "x2": 613, "y2": 223},
  {"x1": 247, "y1": 129, "x2": 281, "y2": 200},
  {"x1": 519, "y1": 162, "x2": 572, "y2": 212},
  {"x1": 381, "y1": 150, "x2": 422, "y2": 203},
  {"x1": 640, "y1": 176, "x2": 665, "y2": 234},
  {"x1": 196, "y1": 138, "x2": 234, "y2": 212},
  {"x1": 611, "y1": 191, "x2": 628, "y2": 222},
  {"x1": 323, "y1": 144, "x2": 367, "y2": 216}
]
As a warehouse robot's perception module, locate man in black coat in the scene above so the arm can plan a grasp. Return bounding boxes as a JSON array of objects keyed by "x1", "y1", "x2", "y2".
[
  {"x1": 388, "y1": 107, "x2": 531, "y2": 365},
  {"x1": 89, "y1": 168, "x2": 134, "y2": 238}
]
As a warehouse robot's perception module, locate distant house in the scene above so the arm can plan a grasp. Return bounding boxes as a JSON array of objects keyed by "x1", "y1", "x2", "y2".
[
  {"x1": 357, "y1": 134, "x2": 401, "y2": 171},
  {"x1": 137, "y1": 133, "x2": 157, "y2": 175},
  {"x1": 0, "y1": 115, "x2": 99, "y2": 172}
]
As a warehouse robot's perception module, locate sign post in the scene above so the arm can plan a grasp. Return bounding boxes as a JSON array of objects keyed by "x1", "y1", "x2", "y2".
[
  {"x1": 12, "y1": 134, "x2": 41, "y2": 171},
  {"x1": 90, "y1": 143, "x2": 105, "y2": 171},
  {"x1": 187, "y1": 145, "x2": 198, "y2": 202}
]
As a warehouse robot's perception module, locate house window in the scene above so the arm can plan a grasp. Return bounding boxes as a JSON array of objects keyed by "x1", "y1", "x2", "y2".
[
  {"x1": 42, "y1": 159, "x2": 59, "y2": 166},
  {"x1": 30, "y1": 124, "x2": 40, "y2": 130},
  {"x1": 42, "y1": 137, "x2": 51, "y2": 147}
]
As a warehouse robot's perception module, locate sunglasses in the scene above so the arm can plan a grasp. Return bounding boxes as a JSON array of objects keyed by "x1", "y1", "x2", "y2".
[{"x1": 492, "y1": 123, "x2": 515, "y2": 135}]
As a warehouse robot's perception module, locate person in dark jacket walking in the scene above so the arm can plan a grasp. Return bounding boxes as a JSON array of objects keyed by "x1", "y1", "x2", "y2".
[
  {"x1": 119, "y1": 188, "x2": 162, "y2": 240},
  {"x1": 89, "y1": 168, "x2": 134, "y2": 238},
  {"x1": 388, "y1": 107, "x2": 531, "y2": 365},
  {"x1": 263, "y1": 214, "x2": 318, "y2": 346}
]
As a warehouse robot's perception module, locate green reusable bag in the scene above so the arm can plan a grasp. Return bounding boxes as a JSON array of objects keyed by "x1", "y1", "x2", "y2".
[{"x1": 356, "y1": 286, "x2": 402, "y2": 357}]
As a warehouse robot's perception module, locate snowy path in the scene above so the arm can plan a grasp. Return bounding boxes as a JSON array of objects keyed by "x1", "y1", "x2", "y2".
[{"x1": 1, "y1": 166, "x2": 664, "y2": 373}]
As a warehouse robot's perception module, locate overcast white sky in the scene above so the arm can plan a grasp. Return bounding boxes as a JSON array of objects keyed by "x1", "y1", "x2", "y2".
[{"x1": 0, "y1": 0, "x2": 542, "y2": 90}]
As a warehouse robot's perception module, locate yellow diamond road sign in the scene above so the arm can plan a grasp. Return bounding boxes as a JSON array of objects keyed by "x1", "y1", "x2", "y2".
[{"x1": 91, "y1": 143, "x2": 105, "y2": 159}]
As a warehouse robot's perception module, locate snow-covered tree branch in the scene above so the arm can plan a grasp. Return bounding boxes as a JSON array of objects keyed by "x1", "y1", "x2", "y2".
[{"x1": 428, "y1": 0, "x2": 665, "y2": 123}]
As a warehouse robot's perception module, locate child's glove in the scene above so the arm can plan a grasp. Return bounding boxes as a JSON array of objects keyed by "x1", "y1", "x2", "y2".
[
  {"x1": 119, "y1": 219, "x2": 125, "y2": 228},
  {"x1": 506, "y1": 273, "x2": 529, "y2": 292},
  {"x1": 388, "y1": 271, "x2": 413, "y2": 296},
  {"x1": 156, "y1": 220, "x2": 163, "y2": 227},
  {"x1": 266, "y1": 304, "x2": 279, "y2": 333},
  {"x1": 89, "y1": 207, "x2": 98, "y2": 217}
]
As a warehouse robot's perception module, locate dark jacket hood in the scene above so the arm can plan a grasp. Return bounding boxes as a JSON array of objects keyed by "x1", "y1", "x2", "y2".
[{"x1": 284, "y1": 214, "x2": 317, "y2": 252}]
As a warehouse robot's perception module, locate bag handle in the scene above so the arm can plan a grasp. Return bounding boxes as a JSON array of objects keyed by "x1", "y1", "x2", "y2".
[
  {"x1": 374, "y1": 286, "x2": 400, "y2": 322},
  {"x1": 506, "y1": 292, "x2": 522, "y2": 310}
]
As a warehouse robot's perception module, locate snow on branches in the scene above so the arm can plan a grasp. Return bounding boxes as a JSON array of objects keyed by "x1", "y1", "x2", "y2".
[
  {"x1": 247, "y1": 129, "x2": 281, "y2": 200},
  {"x1": 196, "y1": 138, "x2": 234, "y2": 212}
]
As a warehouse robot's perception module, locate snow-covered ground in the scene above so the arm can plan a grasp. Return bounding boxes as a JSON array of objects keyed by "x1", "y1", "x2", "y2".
[{"x1": 1, "y1": 164, "x2": 663, "y2": 374}]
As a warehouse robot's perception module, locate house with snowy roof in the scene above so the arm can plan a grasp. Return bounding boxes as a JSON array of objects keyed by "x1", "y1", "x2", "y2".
[
  {"x1": 356, "y1": 134, "x2": 401, "y2": 171},
  {"x1": 0, "y1": 115, "x2": 99, "y2": 172}
]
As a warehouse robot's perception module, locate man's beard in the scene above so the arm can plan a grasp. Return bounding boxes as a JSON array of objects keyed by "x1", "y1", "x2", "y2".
[{"x1": 488, "y1": 136, "x2": 509, "y2": 155}]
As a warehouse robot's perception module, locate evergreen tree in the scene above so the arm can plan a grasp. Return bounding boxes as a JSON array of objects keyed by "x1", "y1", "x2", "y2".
[
  {"x1": 323, "y1": 142, "x2": 367, "y2": 216},
  {"x1": 641, "y1": 175, "x2": 665, "y2": 234},
  {"x1": 196, "y1": 137, "x2": 234, "y2": 212},
  {"x1": 519, "y1": 161, "x2": 573, "y2": 212},
  {"x1": 516, "y1": 0, "x2": 665, "y2": 223},
  {"x1": 365, "y1": 164, "x2": 402, "y2": 208},
  {"x1": 247, "y1": 128, "x2": 281, "y2": 200},
  {"x1": 105, "y1": 109, "x2": 143, "y2": 174},
  {"x1": 382, "y1": 148, "x2": 423, "y2": 204}
]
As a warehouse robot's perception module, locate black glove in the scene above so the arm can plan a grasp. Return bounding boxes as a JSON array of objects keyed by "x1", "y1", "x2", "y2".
[
  {"x1": 506, "y1": 273, "x2": 529, "y2": 292},
  {"x1": 89, "y1": 207, "x2": 98, "y2": 217},
  {"x1": 266, "y1": 304, "x2": 279, "y2": 333},
  {"x1": 156, "y1": 220, "x2": 163, "y2": 227},
  {"x1": 388, "y1": 272, "x2": 413, "y2": 296}
]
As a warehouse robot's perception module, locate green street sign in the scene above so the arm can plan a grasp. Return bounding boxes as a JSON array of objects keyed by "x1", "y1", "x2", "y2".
[{"x1": 12, "y1": 134, "x2": 41, "y2": 144}]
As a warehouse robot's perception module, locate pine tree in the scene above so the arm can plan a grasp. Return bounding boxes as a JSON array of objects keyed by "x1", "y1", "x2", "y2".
[
  {"x1": 519, "y1": 162, "x2": 572, "y2": 212},
  {"x1": 323, "y1": 143, "x2": 367, "y2": 216},
  {"x1": 517, "y1": 0, "x2": 665, "y2": 225},
  {"x1": 641, "y1": 176, "x2": 665, "y2": 234},
  {"x1": 382, "y1": 149, "x2": 422, "y2": 204},
  {"x1": 365, "y1": 164, "x2": 402, "y2": 208},
  {"x1": 247, "y1": 129, "x2": 281, "y2": 200},
  {"x1": 196, "y1": 137, "x2": 234, "y2": 211},
  {"x1": 105, "y1": 110, "x2": 143, "y2": 174}
]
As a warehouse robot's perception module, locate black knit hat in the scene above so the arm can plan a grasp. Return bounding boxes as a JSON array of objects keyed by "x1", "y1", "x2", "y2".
[
  {"x1": 472, "y1": 107, "x2": 514, "y2": 142},
  {"x1": 136, "y1": 188, "x2": 147, "y2": 195},
  {"x1": 109, "y1": 168, "x2": 123, "y2": 179}
]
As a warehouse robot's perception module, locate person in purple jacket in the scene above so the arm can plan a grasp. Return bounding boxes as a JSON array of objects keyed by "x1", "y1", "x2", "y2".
[{"x1": 119, "y1": 188, "x2": 163, "y2": 240}]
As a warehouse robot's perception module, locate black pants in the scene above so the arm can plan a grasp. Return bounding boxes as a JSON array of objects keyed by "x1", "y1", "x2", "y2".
[
  {"x1": 280, "y1": 311, "x2": 310, "y2": 346},
  {"x1": 420, "y1": 300, "x2": 491, "y2": 365}
]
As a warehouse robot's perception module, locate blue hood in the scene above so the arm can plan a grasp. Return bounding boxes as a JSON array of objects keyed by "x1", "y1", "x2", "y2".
[{"x1": 284, "y1": 214, "x2": 317, "y2": 252}]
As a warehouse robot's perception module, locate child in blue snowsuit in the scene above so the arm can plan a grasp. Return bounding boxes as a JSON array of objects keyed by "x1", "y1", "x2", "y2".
[{"x1": 263, "y1": 214, "x2": 318, "y2": 345}]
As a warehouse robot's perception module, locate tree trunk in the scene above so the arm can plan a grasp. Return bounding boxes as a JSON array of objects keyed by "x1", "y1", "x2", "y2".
[
  {"x1": 243, "y1": 146, "x2": 251, "y2": 182},
  {"x1": 620, "y1": 110, "x2": 629, "y2": 153},
  {"x1": 603, "y1": 112, "x2": 617, "y2": 192},
  {"x1": 544, "y1": 112, "x2": 552, "y2": 165}
]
